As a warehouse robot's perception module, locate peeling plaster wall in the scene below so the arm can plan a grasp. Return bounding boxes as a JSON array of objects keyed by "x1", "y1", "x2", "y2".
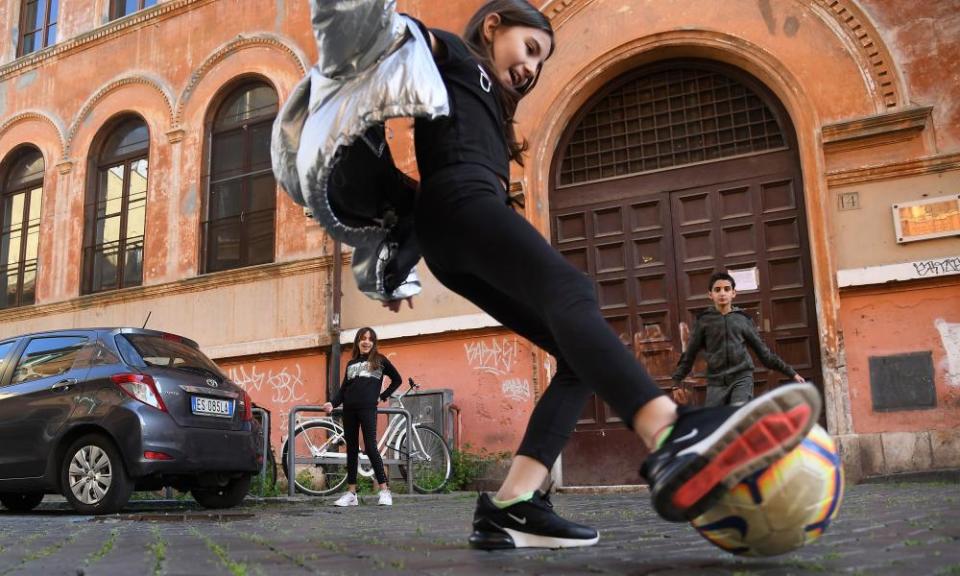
[
  {"x1": 935, "y1": 318, "x2": 960, "y2": 388},
  {"x1": 860, "y1": 0, "x2": 960, "y2": 151},
  {"x1": 840, "y1": 282, "x2": 960, "y2": 434}
]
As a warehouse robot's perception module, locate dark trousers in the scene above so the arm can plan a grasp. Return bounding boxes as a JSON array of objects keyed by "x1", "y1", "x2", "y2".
[
  {"x1": 704, "y1": 374, "x2": 754, "y2": 407},
  {"x1": 342, "y1": 407, "x2": 387, "y2": 485},
  {"x1": 415, "y1": 166, "x2": 663, "y2": 469}
]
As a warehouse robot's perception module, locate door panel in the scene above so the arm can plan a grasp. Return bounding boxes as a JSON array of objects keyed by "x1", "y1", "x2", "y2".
[
  {"x1": 0, "y1": 336, "x2": 90, "y2": 479},
  {"x1": 556, "y1": 151, "x2": 821, "y2": 486}
]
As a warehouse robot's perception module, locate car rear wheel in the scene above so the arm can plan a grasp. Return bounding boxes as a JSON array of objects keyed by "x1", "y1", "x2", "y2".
[
  {"x1": 61, "y1": 434, "x2": 133, "y2": 515},
  {"x1": 191, "y1": 474, "x2": 252, "y2": 509},
  {"x1": 0, "y1": 493, "x2": 44, "y2": 512}
]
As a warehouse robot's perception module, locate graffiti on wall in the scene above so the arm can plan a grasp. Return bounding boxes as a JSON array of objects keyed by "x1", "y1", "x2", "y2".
[
  {"x1": 464, "y1": 336, "x2": 535, "y2": 404},
  {"x1": 222, "y1": 359, "x2": 325, "y2": 453},
  {"x1": 464, "y1": 337, "x2": 521, "y2": 376},
  {"x1": 914, "y1": 257, "x2": 960, "y2": 278},
  {"x1": 501, "y1": 378, "x2": 532, "y2": 402},
  {"x1": 227, "y1": 364, "x2": 308, "y2": 404},
  {"x1": 935, "y1": 318, "x2": 960, "y2": 387}
]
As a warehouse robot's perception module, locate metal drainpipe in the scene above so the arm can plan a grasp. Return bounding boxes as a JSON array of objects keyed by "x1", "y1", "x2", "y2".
[{"x1": 328, "y1": 239, "x2": 342, "y2": 400}]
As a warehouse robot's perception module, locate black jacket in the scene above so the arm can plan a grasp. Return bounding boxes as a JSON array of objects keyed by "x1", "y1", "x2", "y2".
[
  {"x1": 672, "y1": 307, "x2": 797, "y2": 385},
  {"x1": 331, "y1": 355, "x2": 402, "y2": 410}
]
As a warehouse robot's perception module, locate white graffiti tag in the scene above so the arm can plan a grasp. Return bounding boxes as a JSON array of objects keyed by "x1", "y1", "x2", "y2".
[
  {"x1": 935, "y1": 319, "x2": 960, "y2": 387},
  {"x1": 227, "y1": 364, "x2": 307, "y2": 404},
  {"x1": 501, "y1": 378, "x2": 532, "y2": 402},
  {"x1": 227, "y1": 365, "x2": 264, "y2": 393},
  {"x1": 464, "y1": 337, "x2": 520, "y2": 376}
]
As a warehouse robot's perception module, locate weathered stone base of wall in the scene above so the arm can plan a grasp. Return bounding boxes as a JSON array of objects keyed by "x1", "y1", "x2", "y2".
[
  {"x1": 836, "y1": 429, "x2": 960, "y2": 483},
  {"x1": 467, "y1": 460, "x2": 512, "y2": 492}
]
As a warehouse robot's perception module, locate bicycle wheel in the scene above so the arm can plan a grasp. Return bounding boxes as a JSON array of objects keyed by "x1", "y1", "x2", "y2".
[
  {"x1": 395, "y1": 426, "x2": 451, "y2": 493},
  {"x1": 281, "y1": 421, "x2": 349, "y2": 496}
]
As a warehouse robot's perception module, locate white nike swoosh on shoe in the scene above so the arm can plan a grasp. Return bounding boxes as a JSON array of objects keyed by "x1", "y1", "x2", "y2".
[
  {"x1": 507, "y1": 513, "x2": 527, "y2": 525},
  {"x1": 672, "y1": 428, "x2": 699, "y2": 443}
]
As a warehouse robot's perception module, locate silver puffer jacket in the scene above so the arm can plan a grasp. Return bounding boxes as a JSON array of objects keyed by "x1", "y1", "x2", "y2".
[{"x1": 271, "y1": 0, "x2": 450, "y2": 301}]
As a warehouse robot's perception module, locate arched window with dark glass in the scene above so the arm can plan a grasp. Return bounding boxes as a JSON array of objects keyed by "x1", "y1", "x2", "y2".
[
  {"x1": 82, "y1": 118, "x2": 148, "y2": 294},
  {"x1": 0, "y1": 147, "x2": 44, "y2": 309},
  {"x1": 203, "y1": 82, "x2": 278, "y2": 273},
  {"x1": 18, "y1": 0, "x2": 59, "y2": 57},
  {"x1": 110, "y1": 0, "x2": 157, "y2": 20}
]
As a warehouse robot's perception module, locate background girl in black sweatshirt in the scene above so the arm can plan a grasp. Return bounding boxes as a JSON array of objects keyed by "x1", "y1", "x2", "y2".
[{"x1": 322, "y1": 327, "x2": 401, "y2": 506}]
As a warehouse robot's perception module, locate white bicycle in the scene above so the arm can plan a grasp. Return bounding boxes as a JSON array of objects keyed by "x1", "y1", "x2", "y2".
[{"x1": 281, "y1": 378, "x2": 452, "y2": 495}]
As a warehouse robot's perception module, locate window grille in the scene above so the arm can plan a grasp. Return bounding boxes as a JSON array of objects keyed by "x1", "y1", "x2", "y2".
[{"x1": 560, "y1": 67, "x2": 785, "y2": 186}]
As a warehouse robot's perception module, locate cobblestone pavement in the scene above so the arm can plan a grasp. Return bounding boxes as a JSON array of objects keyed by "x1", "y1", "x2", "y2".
[{"x1": 0, "y1": 480, "x2": 957, "y2": 575}]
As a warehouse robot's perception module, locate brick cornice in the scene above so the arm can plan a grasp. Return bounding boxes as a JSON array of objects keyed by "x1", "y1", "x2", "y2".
[
  {"x1": 65, "y1": 74, "x2": 176, "y2": 156},
  {"x1": 0, "y1": 256, "x2": 334, "y2": 324},
  {"x1": 540, "y1": 0, "x2": 903, "y2": 110},
  {"x1": 822, "y1": 106, "x2": 932, "y2": 152},
  {"x1": 174, "y1": 33, "x2": 309, "y2": 125},
  {"x1": 810, "y1": 0, "x2": 902, "y2": 110},
  {"x1": 826, "y1": 152, "x2": 960, "y2": 187},
  {"x1": 540, "y1": 0, "x2": 595, "y2": 28},
  {"x1": 0, "y1": 0, "x2": 219, "y2": 82},
  {"x1": 0, "y1": 111, "x2": 67, "y2": 152}
]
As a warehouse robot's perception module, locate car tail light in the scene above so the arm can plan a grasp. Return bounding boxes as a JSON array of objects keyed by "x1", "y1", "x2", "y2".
[
  {"x1": 161, "y1": 333, "x2": 183, "y2": 342},
  {"x1": 241, "y1": 390, "x2": 253, "y2": 422},
  {"x1": 112, "y1": 373, "x2": 168, "y2": 412},
  {"x1": 144, "y1": 451, "x2": 173, "y2": 460}
]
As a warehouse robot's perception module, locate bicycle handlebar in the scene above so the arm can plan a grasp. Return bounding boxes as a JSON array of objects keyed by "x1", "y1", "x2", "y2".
[{"x1": 387, "y1": 377, "x2": 420, "y2": 401}]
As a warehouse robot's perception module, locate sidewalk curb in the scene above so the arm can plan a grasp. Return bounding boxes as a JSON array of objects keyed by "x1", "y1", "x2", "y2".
[
  {"x1": 557, "y1": 484, "x2": 650, "y2": 495},
  {"x1": 858, "y1": 468, "x2": 960, "y2": 485}
]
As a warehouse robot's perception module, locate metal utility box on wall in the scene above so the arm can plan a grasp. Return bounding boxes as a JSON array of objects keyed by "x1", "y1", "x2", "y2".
[{"x1": 393, "y1": 388, "x2": 455, "y2": 447}]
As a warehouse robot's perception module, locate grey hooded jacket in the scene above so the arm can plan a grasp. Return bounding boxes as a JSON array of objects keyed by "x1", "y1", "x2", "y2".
[
  {"x1": 672, "y1": 307, "x2": 798, "y2": 385},
  {"x1": 270, "y1": 0, "x2": 450, "y2": 301}
]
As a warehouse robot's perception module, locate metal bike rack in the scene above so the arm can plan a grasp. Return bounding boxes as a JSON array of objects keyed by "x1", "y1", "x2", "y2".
[
  {"x1": 286, "y1": 405, "x2": 413, "y2": 496},
  {"x1": 251, "y1": 406, "x2": 271, "y2": 489}
]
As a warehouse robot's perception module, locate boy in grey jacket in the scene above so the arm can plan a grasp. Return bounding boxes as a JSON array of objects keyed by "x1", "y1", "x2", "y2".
[{"x1": 673, "y1": 272, "x2": 806, "y2": 407}]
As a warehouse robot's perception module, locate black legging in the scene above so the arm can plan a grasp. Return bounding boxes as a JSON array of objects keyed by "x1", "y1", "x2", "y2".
[
  {"x1": 415, "y1": 165, "x2": 664, "y2": 468},
  {"x1": 343, "y1": 407, "x2": 387, "y2": 485}
]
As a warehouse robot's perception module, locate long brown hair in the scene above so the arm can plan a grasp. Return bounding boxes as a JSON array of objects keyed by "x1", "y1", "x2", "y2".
[
  {"x1": 351, "y1": 327, "x2": 382, "y2": 369},
  {"x1": 463, "y1": 0, "x2": 554, "y2": 166}
]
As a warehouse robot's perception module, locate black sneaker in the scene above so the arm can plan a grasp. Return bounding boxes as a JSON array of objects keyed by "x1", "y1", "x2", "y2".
[
  {"x1": 468, "y1": 491, "x2": 599, "y2": 549},
  {"x1": 641, "y1": 382, "x2": 821, "y2": 522}
]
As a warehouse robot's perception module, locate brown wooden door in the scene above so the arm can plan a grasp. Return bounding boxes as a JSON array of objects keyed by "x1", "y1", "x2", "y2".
[
  {"x1": 553, "y1": 151, "x2": 821, "y2": 486},
  {"x1": 552, "y1": 187, "x2": 680, "y2": 485},
  {"x1": 549, "y1": 60, "x2": 821, "y2": 486},
  {"x1": 670, "y1": 151, "x2": 822, "y2": 403}
]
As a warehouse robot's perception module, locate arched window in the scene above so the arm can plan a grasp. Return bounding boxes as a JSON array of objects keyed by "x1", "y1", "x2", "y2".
[
  {"x1": 0, "y1": 147, "x2": 44, "y2": 309},
  {"x1": 559, "y1": 65, "x2": 786, "y2": 186},
  {"x1": 18, "y1": 0, "x2": 59, "y2": 57},
  {"x1": 203, "y1": 81, "x2": 278, "y2": 273},
  {"x1": 82, "y1": 117, "x2": 149, "y2": 294},
  {"x1": 110, "y1": 0, "x2": 157, "y2": 20}
]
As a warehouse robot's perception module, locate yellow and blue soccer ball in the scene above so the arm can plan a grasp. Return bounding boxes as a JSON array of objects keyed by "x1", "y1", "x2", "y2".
[{"x1": 690, "y1": 424, "x2": 844, "y2": 557}]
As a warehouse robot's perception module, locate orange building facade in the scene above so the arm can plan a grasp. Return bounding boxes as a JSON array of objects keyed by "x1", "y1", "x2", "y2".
[{"x1": 0, "y1": 0, "x2": 957, "y2": 485}]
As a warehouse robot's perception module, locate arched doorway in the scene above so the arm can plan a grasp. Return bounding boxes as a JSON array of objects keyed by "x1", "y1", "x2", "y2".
[{"x1": 550, "y1": 60, "x2": 822, "y2": 486}]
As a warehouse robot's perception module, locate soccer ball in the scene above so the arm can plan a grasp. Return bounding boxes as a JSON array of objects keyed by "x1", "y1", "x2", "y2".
[{"x1": 690, "y1": 424, "x2": 844, "y2": 557}]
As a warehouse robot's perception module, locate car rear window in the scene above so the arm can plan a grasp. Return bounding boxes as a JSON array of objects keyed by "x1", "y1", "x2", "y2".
[{"x1": 117, "y1": 334, "x2": 224, "y2": 377}]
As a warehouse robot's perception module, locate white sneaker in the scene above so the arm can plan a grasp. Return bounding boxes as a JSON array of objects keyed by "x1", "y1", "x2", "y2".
[
  {"x1": 377, "y1": 489, "x2": 393, "y2": 506},
  {"x1": 333, "y1": 492, "x2": 358, "y2": 507}
]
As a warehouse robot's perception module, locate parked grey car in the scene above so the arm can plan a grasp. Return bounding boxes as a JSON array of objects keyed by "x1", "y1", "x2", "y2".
[{"x1": 0, "y1": 328, "x2": 259, "y2": 514}]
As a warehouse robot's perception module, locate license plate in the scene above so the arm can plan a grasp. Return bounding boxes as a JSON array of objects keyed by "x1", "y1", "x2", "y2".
[{"x1": 191, "y1": 396, "x2": 234, "y2": 418}]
